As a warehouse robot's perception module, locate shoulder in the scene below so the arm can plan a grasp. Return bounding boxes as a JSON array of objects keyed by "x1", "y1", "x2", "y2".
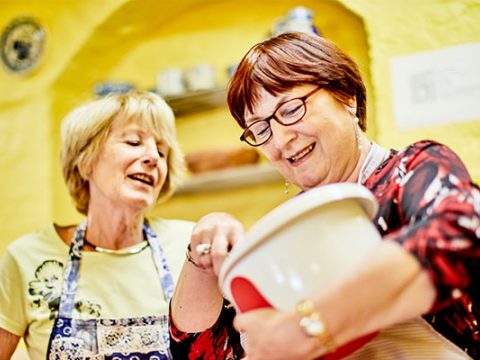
[
  {"x1": 147, "y1": 217, "x2": 195, "y2": 235},
  {"x1": 146, "y1": 218, "x2": 195, "y2": 277},
  {"x1": 6, "y1": 223, "x2": 61, "y2": 256},
  {"x1": 400, "y1": 139, "x2": 452, "y2": 156},
  {"x1": 1, "y1": 224, "x2": 67, "y2": 274},
  {"x1": 397, "y1": 140, "x2": 470, "y2": 179},
  {"x1": 147, "y1": 217, "x2": 195, "y2": 249},
  {"x1": 400, "y1": 139, "x2": 462, "y2": 162}
]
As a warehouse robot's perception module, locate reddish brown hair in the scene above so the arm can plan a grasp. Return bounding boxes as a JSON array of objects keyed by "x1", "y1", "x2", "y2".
[{"x1": 227, "y1": 32, "x2": 367, "y2": 131}]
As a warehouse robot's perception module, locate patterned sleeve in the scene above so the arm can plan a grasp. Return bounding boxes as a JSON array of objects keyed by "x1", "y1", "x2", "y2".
[
  {"x1": 383, "y1": 141, "x2": 480, "y2": 311},
  {"x1": 169, "y1": 299, "x2": 245, "y2": 360}
]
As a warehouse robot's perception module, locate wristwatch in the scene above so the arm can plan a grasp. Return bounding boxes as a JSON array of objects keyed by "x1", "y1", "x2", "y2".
[{"x1": 296, "y1": 299, "x2": 337, "y2": 352}]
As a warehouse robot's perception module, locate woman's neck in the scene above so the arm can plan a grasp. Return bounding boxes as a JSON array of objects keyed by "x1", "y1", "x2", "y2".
[
  {"x1": 346, "y1": 135, "x2": 372, "y2": 183},
  {"x1": 85, "y1": 206, "x2": 145, "y2": 250}
]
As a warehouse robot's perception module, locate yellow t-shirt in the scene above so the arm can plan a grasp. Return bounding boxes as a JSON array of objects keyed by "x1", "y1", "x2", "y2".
[{"x1": 0, "y1": 217, "x2": 194, "y2": 360}]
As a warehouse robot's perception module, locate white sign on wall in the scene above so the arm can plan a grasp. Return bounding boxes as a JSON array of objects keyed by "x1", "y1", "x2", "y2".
[{"x1": 390, "y1": 42, "x2": 480, "y2": 130}]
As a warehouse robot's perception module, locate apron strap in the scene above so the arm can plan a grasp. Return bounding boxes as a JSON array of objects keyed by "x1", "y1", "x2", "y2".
[
  {"x1": 145, "y1": 220, "x2": 175, "y2": 302},
  {"x1": 58, "y1": 220, "x2": 86, "y2": 317},
  {"x1": 58, "y1": 219, "x2": 174, "y2": 317}
]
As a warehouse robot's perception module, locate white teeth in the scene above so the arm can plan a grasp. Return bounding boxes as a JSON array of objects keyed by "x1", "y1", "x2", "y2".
[
  {"x1": 290, "y1": 144, "x2": 314, "y2": 162},
  {"x1": 130, "y1": 174, "x2": 153, "y2": 185}
]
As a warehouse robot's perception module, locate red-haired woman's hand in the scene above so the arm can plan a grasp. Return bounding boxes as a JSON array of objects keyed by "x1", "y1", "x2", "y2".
[{"x1": 188, "y1": 212, "x2": 245, "y2": 276}]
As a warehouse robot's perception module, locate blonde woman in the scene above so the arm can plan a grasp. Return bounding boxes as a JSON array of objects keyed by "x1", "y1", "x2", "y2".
[{"x1": 0, "y1": 92, "x2": 243, "y2": 359}]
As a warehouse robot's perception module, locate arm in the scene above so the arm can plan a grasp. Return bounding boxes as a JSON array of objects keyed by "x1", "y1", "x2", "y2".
[
  {"x1": 235, "y1": 142, "x2": 480, "y2": 359},
  {"x1": 385, "y1": 142, "x2": 480, "y2": 311},
  {"x1": 235, "y1": 241, "x2": 436, "y2": 360},
  {"x1": 170, "y1": 255, "x2": 224, "y2": 332},
  {"x1": 170, "y1": 212, "x2": 246, "y2": 358},
  {"x1": 0, "y1": 249, "x2": 27, "y2": 358},
  {"x1": 0, "y1": 327, "x2": 20, "y2": 359}
]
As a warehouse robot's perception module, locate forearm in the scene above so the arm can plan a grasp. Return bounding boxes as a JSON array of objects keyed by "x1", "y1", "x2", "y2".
[
  {"x1": 316, "y1": 241, "x2": 436, "y2": 347},
  {"x1": 171, "y1": 260, "x2": 224, "y2": 332},
  {"x1": 171, "y1": 212, "x2": 245, "y2": 333},
  {"x1": 0, "y1": 327, "x2": 20, "y2": 359}
]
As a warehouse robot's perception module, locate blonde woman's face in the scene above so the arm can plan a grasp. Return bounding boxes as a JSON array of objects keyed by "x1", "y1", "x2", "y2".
[{"x1": 87, "y1": 119, "x2": 169, "y2": 212}]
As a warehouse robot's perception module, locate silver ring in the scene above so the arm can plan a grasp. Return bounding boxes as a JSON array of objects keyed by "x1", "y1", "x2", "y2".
[{"x1": 195, "y1": 243, "x2": 212, "y2": 256}]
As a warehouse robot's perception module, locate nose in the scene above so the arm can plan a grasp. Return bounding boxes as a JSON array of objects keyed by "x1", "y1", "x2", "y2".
[
  {"x1": 142, "y1": 140, "x2": 159, "y2": 167},
  {"x1": 270, "y1": 119, "x2": 296, "y2": 149}
]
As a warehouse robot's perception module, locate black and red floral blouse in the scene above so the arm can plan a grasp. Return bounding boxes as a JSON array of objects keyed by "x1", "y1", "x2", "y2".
[
  {"x1": 366, "y1": 140, "x2": 480, "y2": 358},
  {"x1": 171, "y1": 140, "x2": 480, "y2": 359}
]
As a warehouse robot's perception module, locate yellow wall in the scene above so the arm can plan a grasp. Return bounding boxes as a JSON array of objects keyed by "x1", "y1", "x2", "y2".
[
  {"x1": 1, "y1": 0, "x2": 479, "y2": 256},
  {"x1": 344, "y1": 0, "x2": 480, "y2": 179},
  {"x1": 103, "y1": 0, "x2": 373, "y2": 228},
  {"x1": 0, "y1": 0, "x2": 128, "y2": 253}
]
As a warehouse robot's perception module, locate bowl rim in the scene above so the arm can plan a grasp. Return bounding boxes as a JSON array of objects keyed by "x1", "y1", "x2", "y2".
[{"x1": 218, "y1": 182, "x2": 378, "y2": 288}]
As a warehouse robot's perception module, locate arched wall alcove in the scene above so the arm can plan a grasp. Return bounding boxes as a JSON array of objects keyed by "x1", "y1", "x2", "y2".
[
  {"x1": 50, "y1": 0, "x2": 374, "y2": 226},
  {"x1": 3, "y1": 0, "x2": 478, "y2": 271}
]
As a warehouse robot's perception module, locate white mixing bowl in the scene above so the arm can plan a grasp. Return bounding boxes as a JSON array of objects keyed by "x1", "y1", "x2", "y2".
[
  {"x1": 219, "y1": 182, "x2": 381, "y2": 358},
  {"x1": 219, "y1": 182, "x2": 380, "y2": 311},
  {"x1": 219, "y1": 183, "x2": 471, "y2": 360}
]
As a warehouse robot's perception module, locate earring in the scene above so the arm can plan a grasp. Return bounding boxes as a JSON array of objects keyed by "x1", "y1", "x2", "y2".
[
  {"x1": 353, "y1": 116, "x2": 362, "y2": 150},
  {"x1": 284, "y1": 179, "x2": 290, "y2": 194}
]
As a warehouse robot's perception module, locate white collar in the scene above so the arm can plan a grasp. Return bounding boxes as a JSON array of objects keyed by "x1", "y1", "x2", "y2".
[{"x1": 357, "y1": 142, "x2": 389, "y2": 185}]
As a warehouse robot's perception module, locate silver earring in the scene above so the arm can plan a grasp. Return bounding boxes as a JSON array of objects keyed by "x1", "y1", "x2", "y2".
[
  {"x1": 353, "y1": 116, "x2": 362, "y2": 150},
  {"x1": 284, "y1": 179, "x2": 290, "y2": 194}
]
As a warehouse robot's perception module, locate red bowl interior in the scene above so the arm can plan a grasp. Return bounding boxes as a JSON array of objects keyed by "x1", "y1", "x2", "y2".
[{"x1": 231, "y1": 276, "x2": 378, "y2": 359}]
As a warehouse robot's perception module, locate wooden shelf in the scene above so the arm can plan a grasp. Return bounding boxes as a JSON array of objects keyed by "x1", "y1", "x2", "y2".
[
  {"x1": 163, "y1": 87, "x2": 226, "y2": 116},
  {"x1": 159, "y1": 88, "x2": 284, "y2": 194},
  {"x1": 176, "y1": 164, "x2": 283, "y2": 195},
  {"x1": 96, "y1": 85, "x2": 226, "y2": 116}
]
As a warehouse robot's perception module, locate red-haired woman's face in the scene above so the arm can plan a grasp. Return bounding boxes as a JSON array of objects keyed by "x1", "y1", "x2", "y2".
[{"x1": 244, "y1": 85, "x2": 360, "y2": 190}]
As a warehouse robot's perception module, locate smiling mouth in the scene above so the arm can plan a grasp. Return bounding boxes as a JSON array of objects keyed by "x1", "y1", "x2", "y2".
[
  {"x1": 288, "y1": 144, "x2": 315, "y2": 163},
  {"x1": 128, "y1": 173, "x2": 154, "y2": 186}
]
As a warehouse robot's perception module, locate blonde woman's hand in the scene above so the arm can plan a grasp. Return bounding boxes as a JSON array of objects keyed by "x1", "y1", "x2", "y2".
[{"x1": 189, "y1": 212, "x2": 245, "y2": 276}]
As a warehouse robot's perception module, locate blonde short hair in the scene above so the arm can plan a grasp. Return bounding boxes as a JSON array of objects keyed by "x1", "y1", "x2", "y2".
[{"x1": 60, "y1": 91, "x2": 185, "y2": 215}]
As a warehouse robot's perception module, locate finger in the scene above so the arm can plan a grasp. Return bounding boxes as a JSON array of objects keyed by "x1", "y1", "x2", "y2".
[
  {"x1": 211, "y1": 233, "x2": 241, "y2": 276},
  {"x1": 207, "y1": 219, "x2": 244, "y2": 275},
  {"x1": 190, "y1": 212, "x2": 245, "y2": 274},
  {"x1": 189, "y1": 219, "x2": 216, "y2": 269},
  {"x1": 226, "y1": 219, "x2": 245, "y2": 249},
  {"x1": 210, "y1": 233, "x2": 230, "y2": 275},
  {"x1": 196, "y1": 245, "x2": 213, "y2": 270},
  {"x1": 233, "y1": 312, "x2": 246, "y2": 332},
  {"x1": 195, "y1": 243, "x2": 212, "y2": 256}
]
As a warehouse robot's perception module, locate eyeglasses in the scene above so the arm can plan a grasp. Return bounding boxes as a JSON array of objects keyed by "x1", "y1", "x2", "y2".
[{"x1": 240, "y1": 86, "x2": 322, "y2": 147}]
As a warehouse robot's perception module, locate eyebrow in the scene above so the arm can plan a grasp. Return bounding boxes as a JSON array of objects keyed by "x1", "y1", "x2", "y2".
[
  {"x1": 245, "y1": 93, "x2": 292, "y2": 125},
  {"x1": 120, "y1": 127, "x2": 168, "y2": 145},
  {"x1": 119, "y1": 128, "x2": 143, "y2": 138}
]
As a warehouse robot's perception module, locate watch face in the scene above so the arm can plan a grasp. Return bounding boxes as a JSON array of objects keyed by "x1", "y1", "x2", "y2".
[{"x1": 0, "y1": 17, "x2": 45, "y2": 74}]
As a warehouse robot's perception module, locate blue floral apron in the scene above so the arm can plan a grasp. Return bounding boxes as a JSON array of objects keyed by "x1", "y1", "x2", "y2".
[{"x1": 47, "y1": 220, "x2": 175, "y2": 359}]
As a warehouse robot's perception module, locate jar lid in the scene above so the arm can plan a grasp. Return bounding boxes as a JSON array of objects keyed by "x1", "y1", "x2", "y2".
[{"x1": 287, "y1": 6, "x2": 314, "y2": 20}]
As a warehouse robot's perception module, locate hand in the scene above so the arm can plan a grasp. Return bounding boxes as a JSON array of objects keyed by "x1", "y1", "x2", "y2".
[
  {"x1": 234, "y1": 308, "x2": 324, "y2": 360},
  {"x1": 188, "y1": 212, "x2": 245, "y2": 276}
]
